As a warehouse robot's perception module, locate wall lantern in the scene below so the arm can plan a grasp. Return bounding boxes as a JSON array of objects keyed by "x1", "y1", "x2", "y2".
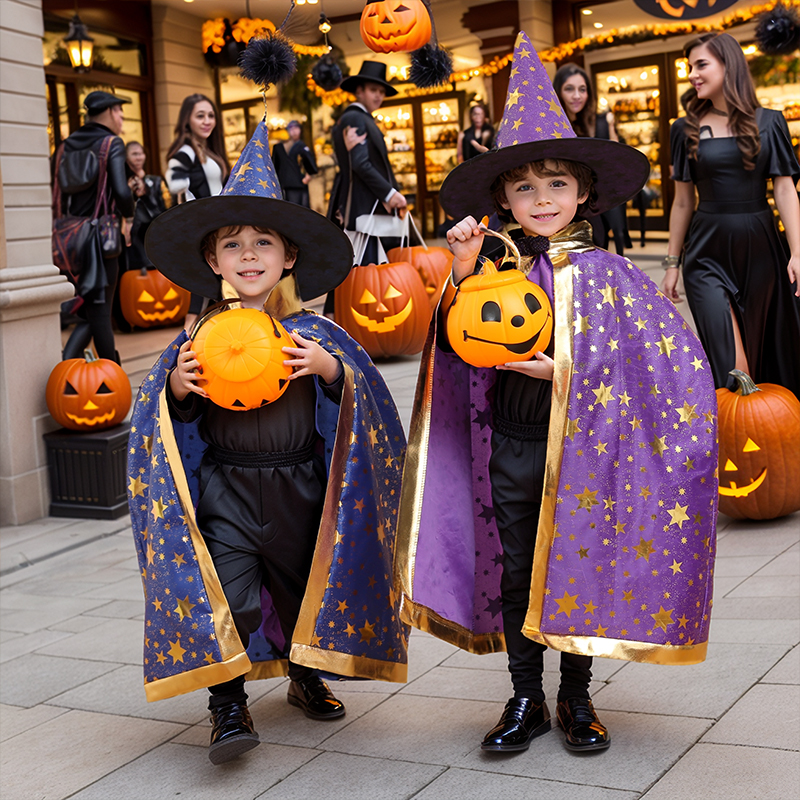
[{"x1": 65, "y1": 13, "x2": 94, "y2": 72}]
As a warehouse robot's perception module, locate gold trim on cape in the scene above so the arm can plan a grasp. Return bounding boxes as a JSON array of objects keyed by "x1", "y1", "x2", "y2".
[
  {"x1": 291, "y1": 644, "x2": 408, "y2": 682},
  {"x1": 144, "y1": 650, "x2": 252, "y2": 702},
  {"x1": 534, "y1": 633, "x2": 709, "y2": 665}
]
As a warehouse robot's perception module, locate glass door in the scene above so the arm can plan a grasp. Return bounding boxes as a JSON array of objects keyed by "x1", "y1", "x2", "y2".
[{"x1": 376, "y1": 103, "x2": 417, "y2": 201}]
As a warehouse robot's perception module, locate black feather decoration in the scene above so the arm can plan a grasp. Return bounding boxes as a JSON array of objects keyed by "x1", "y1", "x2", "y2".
[
  {"x1": 409, "y1": 43, "x2": 453, "y2": 88},
  {"x1": 238, "y1": 31, "x2": 297, "y2": 89},
  {"x1": 311, "y1": 55, "x2": 343, "y2": 92},
  {"x1": 755, "y1": 2, "x2": 800, "y2": 55}
]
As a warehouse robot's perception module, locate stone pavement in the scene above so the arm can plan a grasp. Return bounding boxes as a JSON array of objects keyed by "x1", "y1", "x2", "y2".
[{"x1": 3, "y1": 245, "x2": 799, "y2": 798}]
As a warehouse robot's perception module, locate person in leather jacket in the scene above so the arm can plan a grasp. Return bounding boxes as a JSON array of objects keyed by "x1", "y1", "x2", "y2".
[{"x1": 58, "y1": 91, "x2": 139, "y2": 362}]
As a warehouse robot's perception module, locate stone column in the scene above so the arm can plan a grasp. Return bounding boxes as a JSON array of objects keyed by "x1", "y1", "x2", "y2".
[{"x1": 0, "y1": 0, "x2": 74, "y2": 525}]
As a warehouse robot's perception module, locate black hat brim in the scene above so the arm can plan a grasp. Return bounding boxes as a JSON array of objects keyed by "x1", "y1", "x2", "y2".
[
  {"x1": 339, "y1": 75, "x2": 398, "y2": 97},
  {"x1": 144, "y1": 197, "x2": 353, "y2": 302},
  {"x1": 439, "y1": 138, "x2": 650, "y2": 220}
]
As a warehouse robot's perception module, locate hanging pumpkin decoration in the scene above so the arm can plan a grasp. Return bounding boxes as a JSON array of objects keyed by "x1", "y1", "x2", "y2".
[
  {"x1": 446, "y1": 258, "x2": 553, "y2": 369},
  {"x1": 46, "y1": 350, "x2": 132, "y2": 431},
  {"x1": 335, "y1": 260, "x2": 430, "y2": 358},
  {"x1": 716, "y1": 369, "x2": 800, "y2": 520},
  {"x1": 119, "y1": 268, "x2": 190, "y2": 329},
  {"x1": 359, "y1": 0, "x2": 432, "y2": 54},
  {"x1": 192, "y1": 308, "x2": 294, "y2": 411},
  {"x1": 386, "y1": 243, "x2": 453, "y2": 310}
]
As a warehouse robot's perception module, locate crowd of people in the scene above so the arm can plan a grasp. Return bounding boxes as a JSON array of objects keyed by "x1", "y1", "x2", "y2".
[{"x1": 51, "y1": 29, "x2": 799, "y2": 770}]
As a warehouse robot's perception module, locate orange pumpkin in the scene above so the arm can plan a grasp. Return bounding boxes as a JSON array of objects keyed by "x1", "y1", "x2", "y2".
[
  {"x1": 360, "y1": 0, "x2": 432, "y2": 54},
  {"x1": 119, "y1": 267, "x2": 190, "y2": 329},
  {"x1": 716, "y1": 369, "x2": 800, "y2": 520},
  {"x1": 446, "y1": 258, "x2": 553, "y2": 369},
  {"x1": 335, "y1": 261, "x2": 430, "y2": 358},
  {"x1": 192, "y1": 308, "x2": 294, "y2": 411},
  {"x1": 386, "y1": 244, "x2": 453, "y2": 310},
  {"x1": 46, "y1": 350, "x2": 132, "y2": 431}
]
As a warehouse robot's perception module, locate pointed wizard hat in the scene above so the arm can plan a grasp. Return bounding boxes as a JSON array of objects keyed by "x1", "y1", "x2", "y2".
[
  {"x1": 145, "y1": 119, "x2": 353, "y2": 302},
  {"x1": 439, "y1": 31, "x2": 650, "y2": 220}
]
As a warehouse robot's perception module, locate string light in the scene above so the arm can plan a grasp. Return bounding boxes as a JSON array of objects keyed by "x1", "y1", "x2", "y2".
[{"x1": 202, "y1": 17, "x2": 329, "y2": 57}]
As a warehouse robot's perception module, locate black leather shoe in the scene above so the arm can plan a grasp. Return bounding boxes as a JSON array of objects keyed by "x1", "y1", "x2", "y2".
[
  {"x1": 287, "y1": 675, "x2": 346, "y2": 720},
  {"x1": 556, "y1": 698, "x2": 610, "y2": 752},
  {"x1": 481, "y1": 698, "x2": 551, "y2": 752},
  {"x1": 208, "y1": 701, "x2": 260, "y2": 764}
]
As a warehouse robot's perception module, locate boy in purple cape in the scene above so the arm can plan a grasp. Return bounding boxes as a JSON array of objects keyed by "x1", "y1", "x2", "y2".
[{"x1": 396, "y1": 32, "x2": 718, "y2": 755}]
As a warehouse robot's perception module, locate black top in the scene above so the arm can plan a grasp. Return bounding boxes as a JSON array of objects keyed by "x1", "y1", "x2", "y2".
[
  {"x1": 127, "y1": 175, "x2": 167, "y2": 269},
  {"x1": 273, "y1": 139, "x2": 318, "y2": 191},
  {"x1": 168, "y1": 148, "x2": 212, "y2": 199},
  {"x1": 462, "y1": 126, "x2": 494, "y2": 161}
]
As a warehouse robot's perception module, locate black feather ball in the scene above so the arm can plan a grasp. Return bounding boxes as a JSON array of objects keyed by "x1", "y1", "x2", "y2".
[
  {"x1": 755, "y1": 3, "x2": 800, "y2": 55},
  {"x1": 409, "y1": 43, "x2": 453, "y2": 89},
  {"x1": 238, "y1": 31, "x2": 297, "y2": 89},
  {"x1": 311, "y1": 56, "x2": 343, "y2": 92}
]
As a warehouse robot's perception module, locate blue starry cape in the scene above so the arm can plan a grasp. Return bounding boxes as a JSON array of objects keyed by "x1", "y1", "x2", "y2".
[{"x1": 127, "y1": 312, "x2": 409, "y2": 701}]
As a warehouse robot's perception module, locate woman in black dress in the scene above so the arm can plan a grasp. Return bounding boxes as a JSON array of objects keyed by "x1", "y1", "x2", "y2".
[
  {"x1": 125, "y1": 141, "x2": 167, "y2": 269},
  {"x1": 663, "y1": 32, "x2": 800, "y2": 397},
  {"x1": 457, "y1": 104, "x2": 494, "y2": 163}
]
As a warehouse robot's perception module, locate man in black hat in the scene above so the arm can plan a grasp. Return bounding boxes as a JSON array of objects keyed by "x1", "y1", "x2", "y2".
[
  {"x1": 272, "y1": 120, "x2": 318, "y2": 207},
  {"x1": 57, "y1": 91, "x2": 141, "y2": 362},
  {"x1": 327, "y1": 61, "x2": 407, "y2": 271}
]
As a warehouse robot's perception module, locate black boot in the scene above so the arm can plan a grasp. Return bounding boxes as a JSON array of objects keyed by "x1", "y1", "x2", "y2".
[
  {"x1": 208, "y1": 701, "x2": 260, "y2": 765},
  {"x1": 287, "y1": 675, "x2": 346, "y2": 720},
  {"x1": 481, "y1": 698, "x2": 551, "y2": 752}
]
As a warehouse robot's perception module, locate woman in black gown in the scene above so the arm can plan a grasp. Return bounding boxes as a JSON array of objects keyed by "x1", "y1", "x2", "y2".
[
  {"x1": 457, "y1": 104, "x2": 494, "y2": 163},
  {"x1": 663, "y1": 32, "x2": 800, "y2": 398}
]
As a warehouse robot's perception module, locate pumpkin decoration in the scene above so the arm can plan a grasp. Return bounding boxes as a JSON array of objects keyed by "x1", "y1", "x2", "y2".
[
  {"x1": 716, "y1": 369, "x2": 800, "y2": 520},
  {"x1": 360, "y1": 0, "x2": 432, "y2": 54},
  {"x1": 335, "y1": 260, "x2": 430, "y2": 358},
  {"x1": 446, "y1": 257, "x2": 553, "y2": 369},
  {"x1": 46, "y1": 350, "x2": 132, "y2": 431},
  {"x1": 192, "y1": 307, "x2": 294, "y2": 411},
  {"x1": 119, "y1": 267, "x2": 191, "y2": 329},
  {"x1": 386, "y1": 243, "x2": 453, "y2": 310}
]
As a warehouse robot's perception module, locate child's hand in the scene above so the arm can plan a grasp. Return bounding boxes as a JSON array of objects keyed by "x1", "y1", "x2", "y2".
[
  {"x1": 170, "y1": 339, "x2": 208, "y2": 401},
  {"x1": 284, "y1": 331, "x2": 342, "y2": 385},
  {"x1": 496, "y1": 351, "x2": 554, "y2": 381},
  {"x1": 446, "y1": 215, "x2": 485, "y2": 283}
]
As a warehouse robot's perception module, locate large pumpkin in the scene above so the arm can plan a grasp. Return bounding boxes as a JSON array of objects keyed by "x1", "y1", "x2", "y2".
[
  {"x1": 335, "y1": 261, "x2": 430, "y2": 358},
  {"x1": 360, "y1": 0, "x2": 432, "y2": 54},
  {"x1": 192, "y1": 308, "x2": 294, "y2": 411},
  {"x1": 46, "y1": 350, "x2": 131, "y2": 431},
  {"x1": 386, "y1": 244, "x2": 453, "y2": 310},
  {"x1": 446, "y1": 258, "x2": 553, "y2": 369},
  {"x1": 119, "y1": 267, "x2": 190, "y2": 329},
  {"x1": 716, "y1": 369, "x2": 800, "y2": 520}
]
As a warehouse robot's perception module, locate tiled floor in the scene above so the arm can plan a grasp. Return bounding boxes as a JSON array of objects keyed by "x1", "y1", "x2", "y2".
[{"x1": 5, "y1": 243, "x2": 798, "y2": 798}]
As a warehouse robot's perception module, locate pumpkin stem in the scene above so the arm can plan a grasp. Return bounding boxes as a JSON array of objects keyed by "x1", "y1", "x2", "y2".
[
  {"x1": 478, "y1": 223, "x2": 521, "y2": 271},
  {"x1": 83, "y1": 349, "x2": 97, "y2": 363},
  {"x1": 729, "y1": 369, "x2": 761, "y2": 396}
]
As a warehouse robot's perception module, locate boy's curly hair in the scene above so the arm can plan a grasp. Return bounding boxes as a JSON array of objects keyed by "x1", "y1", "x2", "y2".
[{"x1": 490, "y1": 159, "x2": 598, "y2": 222}]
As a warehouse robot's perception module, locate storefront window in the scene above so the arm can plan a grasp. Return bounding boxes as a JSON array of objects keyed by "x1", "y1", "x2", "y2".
[
  {"x1": 376, "y1": 103, "x2": 417, "y2": 196},
  {"x1": 422, "y1": 98, "x2": 459, "y2": 192}
]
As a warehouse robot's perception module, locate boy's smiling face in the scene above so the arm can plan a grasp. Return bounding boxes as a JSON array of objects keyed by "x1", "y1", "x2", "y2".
[
  {"x1": 207, "y1": 225, "x2": 296, "y2": 308},
  {"x1": 500, "y1": 161, "x2": 588, "y2": 238}
]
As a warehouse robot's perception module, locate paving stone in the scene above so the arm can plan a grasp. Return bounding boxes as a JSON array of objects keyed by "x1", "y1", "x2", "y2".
[
  {"x1": 640, "y1": 743, "x2": 800, "y2": 800},
  {"x1": 0, "y1": 630, "x2": 22, "y2": 643},
  {"x1": 83, "y1": 599, "x2": 146, "y2": 619},
  {"x1": 0, "y1": 702, "x2": 68, "y2": 742},
  {"x1": 761, "y1": 645, "x2": 799, "y2": 685},
  {"x1": 454, "y1": 709, "x2": 710, "y2": 792},
  {"x1": 0, "y1": 653, "x2": 119, "y2": 707},
  {"x1": 700, "y1": 683, "x2": 799, "y2": 750},
  {"x1": 715, "y1": 526, "x2": 799, "y2": 558},
  {"x1": 712, "y1": 555, "x2": 772, "y2": 578},
  {"x1": 259, "y1": 751, "x2": 443, "y2": 800},
  {"x1": 80, "y1": 574, "x2": 148, "y2": 602},
  {"x1": 708, "y1": 617, "x2": 800, "y2": 646},
  {"x1": 725, "y1": 574, "x2": 800, "y2": 598},
  {"x1": 0, "y1": 709, "x2": 184, "y2": 800},
  {"x1": 710, "y1": 596, "x2": 799, "y2": 620},
  {"x1": 0, "y1": 628, "x2": 74, "y2": 664},
  {"x1": 48, "y1": 615, "x2": 108, "y2": 634},
  {"x1": 593, "y1": 642, "x2": 790, "y2": 718},
  {"x1": 441, "y1": 648, "x2": 509, "y2": 672},
  {"x1": 0, "y1": 592, "x2": 108, "y2": 633},
  {"x1": 414, "y1": 767, "x2": 639, "y2": 800},
  {"x1": 711, "y1": 575, "x2": 745, "y2": 597},
  {"x1": 36, "y1": 618, "x2": 143, "y2": 665},
  {"x1": 756, "y1": 548, "x2": 800, "y2": 577}
]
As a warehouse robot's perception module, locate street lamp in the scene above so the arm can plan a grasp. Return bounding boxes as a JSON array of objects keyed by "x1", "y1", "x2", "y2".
[{"x1": 64, "y1": 13, "x2": 94, "y2": 72}]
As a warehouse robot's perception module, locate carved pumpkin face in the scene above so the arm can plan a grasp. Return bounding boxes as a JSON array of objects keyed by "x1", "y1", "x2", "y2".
[
  {"x1": 360, "y1": 0, "x2": 432, "y2": 54},
  {"x1": 46, "y1": 351, "x2": 132, "y2": 431},
  {"x1": 334, "y1": 260, "x2": 431, "y2": 358},
  {"x1": 386, "y1": 245, "x2": 454, "y2": 310},
  {"x1": 192, "y1": 308, "x2": 293, "y2": 411},
  {"x1": 716, "y1": 371, "x2": 800, "y2": 520},
  {"x1": 119, "y1": 268, "x2": 191, "y2": 329}
]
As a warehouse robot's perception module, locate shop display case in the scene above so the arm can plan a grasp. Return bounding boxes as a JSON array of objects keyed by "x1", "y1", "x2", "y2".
[
  {"x1": 377, "y1": 102, "x2": 418, "y2": 196},
  {"x1": 421, "y1": 97, "x2": 460, "y2": 192}
]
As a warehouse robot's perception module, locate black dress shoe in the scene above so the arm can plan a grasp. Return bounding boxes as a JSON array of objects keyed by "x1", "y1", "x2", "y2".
[
  {"x1": 287, "y1": 675, "x2": 346, "y2": 720},
  {"x1": 208, "y1": 701, "x2": 260, "y2": 765},
  {"x1": 556, "y1": 698, "x2": 610, "y2": 752},
  {"x1": 481, "y1": 698, "x2": 551, "y2": 752}
]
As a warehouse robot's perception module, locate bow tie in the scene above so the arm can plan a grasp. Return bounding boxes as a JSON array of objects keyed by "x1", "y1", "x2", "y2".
[{"x1": 516, "y1": 235, "x2": 550, "y2": 256}]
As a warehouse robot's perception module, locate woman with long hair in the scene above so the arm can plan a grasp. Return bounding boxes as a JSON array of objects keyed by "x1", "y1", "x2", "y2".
[
  {"x1": 165, "y1": 94, "x2": 230, "y2": 328},
  {"x1": 662, "y1": 32, "x2": 800, "y2": 397},
  {"x1": 457, "y1": 104, "x2": 494, "y2": 163},
  {"x1": 553, "y1": 63, "x2": 632, "y2": 256},
  {"x1": 125, "y1": 141, "x2": 167, "y2": 269}
]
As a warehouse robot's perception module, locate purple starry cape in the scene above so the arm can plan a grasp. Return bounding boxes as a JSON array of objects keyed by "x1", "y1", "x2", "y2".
[{"x1": 396, "y1": 225, "x2": 718, "y2": 665}]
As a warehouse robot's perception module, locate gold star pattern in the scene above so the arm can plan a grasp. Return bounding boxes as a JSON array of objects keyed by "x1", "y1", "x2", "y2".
[
  {"x1": 667, "y1": 502, "x2": 689, "y2": 528},
  {"x1": 175, "y1": 595, "x2": 196, "y2": 621},
  {"x1": 691, "y1": 356, "x2": 704, "y2": 371},
  {"x1": 547, "y1": 98, "x2": 563, "y2": 116},
  {"x1": 599, "y1": 282, "x2": 619, "y2": 307},
  {"x1": 151, "y1": 497, "x2": 166, "y2": 520},
  {"x1": 651, "y1": 606, "x2": 674, "y2": 632},
  {"x1": 359, "y1": 620, "x2": 376, "y2": 643},
  {"x1": 128, "y1": 475, "x2": 148, "y2": 498},
  {"x1": 592, "y1": 381, "x2": 614, "y2": 409},
  {"x1": 574, "y1": 313, "x2": 591, "y2": 335},
  {"x1": 512, "y1": 118, "x2": 523, "y2": 130},
  {"x1": 234, "y1": 161, "x2": 252, "y2": 178},
  {"x1": 676, "y1": 402, "x2": 700, "y2": 426},
  {"x1": 507, "y1": 88, "x2": 522, "y2": 107},
  {"x1": 566, "y1": 417, "x2": 582, "y2": 441},
  {"x1": 554, "y1": 591, "x2": 580, "y2": 617},
  {"x1": 633, "y1": 537, "x2": 656, "y2": 562},
  {"x1": 574, "y1": 486, "x2": 599, "y2": 511},
  {"x1": 657, "y1": 334, "x2": 677, "y2": 358},
  {"x1": 650, "y1": 435, "x2": 669, "y2": 457},
  {"x1": 669, "y1": 560, "x2": 683, "y2": 575},
  {"x1": 593, "y1": 623, "x2": 608, "y2": 637},
  {"x1": 167, "y1": 639, "x2": 186, "y2": 663}
]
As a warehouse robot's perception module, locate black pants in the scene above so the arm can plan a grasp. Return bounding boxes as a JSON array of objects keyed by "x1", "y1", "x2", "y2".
[
  {"x1": 489, "y1": 431, "x2": 592, "y2": 704},
  {"x1": 284, "y1": 187, "x2": 310, "y2": 207}
]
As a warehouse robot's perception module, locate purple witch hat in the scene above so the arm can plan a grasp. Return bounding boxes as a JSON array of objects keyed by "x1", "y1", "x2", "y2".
[
  {"x1": 439, "y1": 31, "x2": 649, "y2": 220},
  {"x1": 145, "y1": 119, "x2": 353, "y2": 302}
]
